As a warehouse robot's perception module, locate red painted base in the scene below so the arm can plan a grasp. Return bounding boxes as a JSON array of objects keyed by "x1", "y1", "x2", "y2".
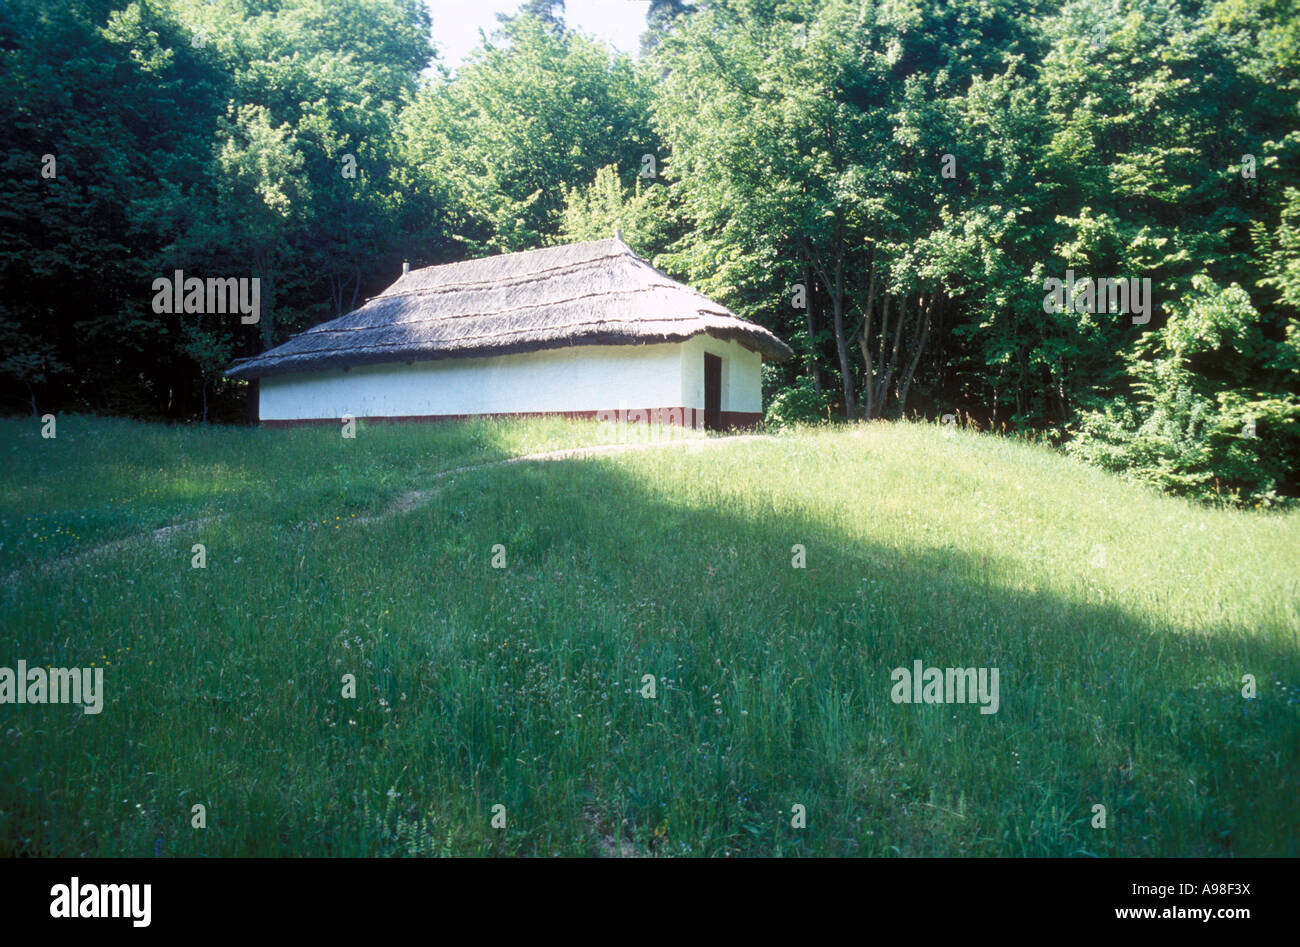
[{"x1": 261, "y1": 408, "x2": 764, "y2": 433}]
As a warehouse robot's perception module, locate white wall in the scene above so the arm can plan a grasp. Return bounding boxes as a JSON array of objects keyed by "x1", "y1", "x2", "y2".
[
  {"x1": 678, "y1": 335, "x2": 764, "y2": 415},
  {"x1": 260, "y1": 342, "x2": 688, "y2": 420}
]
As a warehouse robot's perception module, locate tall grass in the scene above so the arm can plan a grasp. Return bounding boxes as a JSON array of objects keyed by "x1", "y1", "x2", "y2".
[
  {"x1": 0, "y1": 414, "x2": 624, "y2": 571},
  {"x1": 0, "y1": 418, "x2": 1295, "y2": 856}
]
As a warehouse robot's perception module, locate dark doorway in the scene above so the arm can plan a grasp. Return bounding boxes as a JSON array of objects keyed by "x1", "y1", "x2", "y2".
[{"x1": 704, "y1": 353, "x2": 722, "y2": 431}]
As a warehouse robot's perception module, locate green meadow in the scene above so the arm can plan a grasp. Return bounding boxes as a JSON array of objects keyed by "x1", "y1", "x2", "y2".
[{"x1": 1, "y1": 415, "x2": 1296, "y2": 857}]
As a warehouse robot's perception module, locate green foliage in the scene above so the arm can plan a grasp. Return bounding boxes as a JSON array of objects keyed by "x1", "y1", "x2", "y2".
[
  {"x1": 0, "y1": 0, "x2": 440, "y2": 419},
  {"x1": 1254, "y1": 182, "x2": 1300, "y2": 309},
  {"x1": 642, "y1": 0, "x2": 694, "y2": 53},
  {"x1": 502, "y1": 1, "x2": 567, "y2": 33},
  {"x1": 763, "y1": 374, "x2": 835, "y2": 429},
  {"x1": 1069, "y1": 278, "x2": 1300, "y2": 505},
  {"x1": 398, "y1": 17, "x2": 653, "y2": 254},
  {"x1": 557, "y1": 164, "x2": 676, "y2": 257},
  {"x1": 644, "y1": 0, "x2": 1299, "y2": 499}
]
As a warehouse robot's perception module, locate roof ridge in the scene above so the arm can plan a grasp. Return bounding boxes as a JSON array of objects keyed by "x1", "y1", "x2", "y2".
[
  {"x1": 308, "y1": 289, "x2": 731, "y2": 335},
  {"x1": 368, "y1": 247, "x2": 643, "y2": 305},
  {"x1": 399, "y1": 237, "x2": 625, "y2": 279}
]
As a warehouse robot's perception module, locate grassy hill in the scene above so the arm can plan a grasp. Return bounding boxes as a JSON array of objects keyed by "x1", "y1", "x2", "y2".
[{"x1": 1, "y1": 415, "x2": 1296, "y2": 856}]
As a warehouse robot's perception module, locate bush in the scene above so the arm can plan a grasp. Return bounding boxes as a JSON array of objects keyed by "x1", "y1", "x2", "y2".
[
  {"x1": 764, "y1": 375, "x2": 836, "y2": 429},
  {"x1": 1067, "y1": 278, "x2": 1300, "y2": 507},
  {"x1": 1068, "y1": 390, "x2": 1300, "y2": 506}
]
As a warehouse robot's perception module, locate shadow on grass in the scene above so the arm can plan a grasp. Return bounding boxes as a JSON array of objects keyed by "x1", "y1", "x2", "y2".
[
  {"x1": 330, "y1": 451, "x2": 1300, "y2": 856},
  {"x1": 0, "y1": 433, "x2": 1295, "y2": 857},
  {"x1": 0, "y1": 414, "x2": 612, "y2": 573}
]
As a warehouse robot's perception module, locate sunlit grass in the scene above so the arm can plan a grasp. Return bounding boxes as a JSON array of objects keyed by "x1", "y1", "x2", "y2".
[{"x1": 0, "y1": 418, "x2": 1295, "y2": 856}]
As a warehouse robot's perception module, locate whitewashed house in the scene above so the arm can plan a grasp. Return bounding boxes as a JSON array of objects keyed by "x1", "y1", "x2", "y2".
[{"x1": 226, "y1": 237, "x2": 792, "y2": 430}]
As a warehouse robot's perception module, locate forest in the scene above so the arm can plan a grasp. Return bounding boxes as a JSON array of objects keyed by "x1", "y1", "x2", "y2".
[{"x1": 2, "y1": 0, "x2": 1297, "y2": 505}]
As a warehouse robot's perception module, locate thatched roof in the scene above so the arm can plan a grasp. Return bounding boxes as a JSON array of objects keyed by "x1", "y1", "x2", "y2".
[{"x1": 226, "y1": 237, "x2": 792, "y2": 380}]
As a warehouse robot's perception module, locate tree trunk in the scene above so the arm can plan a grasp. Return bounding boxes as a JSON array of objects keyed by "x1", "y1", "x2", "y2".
[
  {"x1": 858, "y1": 334, "x2": 872, "y2": 418},
  {"x1": 829, "y1": 244, "x2": 854, "y2": 419},
  {"x1": 880, "y1": 293, "x2": 906, "y2": 415},
  {"x1": 255, "y1": 251, "x2": 276, "y2": 350},
  {"x1": 873, "y1": 294, "x2": 892, "y2": 417},
  {"x1": 330, "y1": 268, "x2": 363, "y2": 318},
  {"x1": 897, "y1": 294, "x2": 934, "y2": 418},
  {"x1": 803, "y1": 264, "x2": 821, "y2": 395},
  {"x1": 858, "y1": 250, "x2": 878, "y2": 420},
  {"x1": 245, "y1": 378, "x2": 260, "y2": 426}
]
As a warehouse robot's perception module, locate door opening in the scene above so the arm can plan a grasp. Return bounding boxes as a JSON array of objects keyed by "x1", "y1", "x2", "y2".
[{"x1": 704, "y1": 353, "x2": 722, "y2": 431}]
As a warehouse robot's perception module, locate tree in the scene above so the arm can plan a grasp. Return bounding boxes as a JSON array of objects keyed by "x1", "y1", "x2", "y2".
[
  {"x1": 641, "y1": 0, "x2": 693, "y2": 54},
  {"x1": 499, "y1": 1, "x2": 566, "y2": 34},
  {"x1": 0, "y1": 0, "x2": 436, "y2": 419},
  {"x1": 0, "y1": 309, "x2": 66, "y2": 417},
  {"x1": 558, "y1": 163, "x2": 677, "y2": 257},
  {"x1": 1068, "y1": 277, "x2": 1300, "y2": 504},
  {"x1": 652, "y1": 0, "x2": 1042, "y2": 419},
  {"x1": 399, "y1": 17, "x2": 654, "y2": 254}
]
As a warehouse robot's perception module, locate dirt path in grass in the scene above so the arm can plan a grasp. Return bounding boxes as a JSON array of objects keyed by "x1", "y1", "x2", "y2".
[
  {"x1": 353, "y1": 434, "x2": 765, "y2": 525},
  {"x1": 2, "y1": 434, "x2": 766, "y2": 584},
  {"x1": 0, "y1": 517, "x2": 219, "y2": 587}
]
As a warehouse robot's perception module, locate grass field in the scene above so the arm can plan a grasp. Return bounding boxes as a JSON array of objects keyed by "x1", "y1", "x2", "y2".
[{"x1": 1, "y1": 414, "x2": 1297, "y2": 857}]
